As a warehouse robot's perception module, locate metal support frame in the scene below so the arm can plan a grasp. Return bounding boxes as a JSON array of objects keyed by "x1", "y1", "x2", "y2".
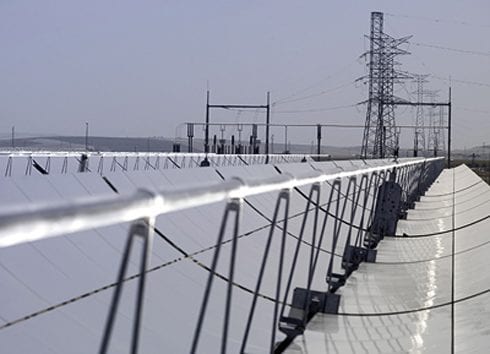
[
  {"x1": 278, "y1": 183, "x2": 321, "y2": 337},
  {"x1": 99, "y1": 218, "x2": 154, "y2": 354},
  {"x1": 241, "y1": 190, "x2": 290, "y2": 353},
  {"x1": 369, "y1": 176, "x2": 403, "y2": 243},
  {"x1": 61, "y1": 157, "x2": 68, "y2": 174},
  {"x1": 191, "y1": 199, "x2": 242, "y2": 354},
  {"x1": 316, "y1": 124, "x2": 322, "y2": 156},
  {"x1": 78, "y1": 154, "x2": 89, "y2": 173},
  {"x1": 325, "y1": 179, "x2": 349, "y2": 292},
  {"x1": 5, "y1": 157, "x2": 12, "y2": 177},
  {"x1": 201, "y1": 91, "x2": 270, "y2": 166}
]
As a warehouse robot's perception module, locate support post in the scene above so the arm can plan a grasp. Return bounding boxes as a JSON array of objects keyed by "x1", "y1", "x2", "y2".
[
  {"x1": 448, "y1": 87, "x2": 452, "y2": 169},
  {"x1": 316, "y1": 124, "x2": 322, "y2": 156},
  {"x1": 99, "y1": 218, "x2": 153, "y2": 354},
  {"x1": 85, "y1": 122, "x2": 89, "y2": 151},
  {"x1": 265, "y1": 92, "x2": 270, "y2": 164},
  {"x1": 201, "y1": 91, "x2": 211, "y2": 167},
  {"x1": 284, "y1": 126, "x2": 288, "y2": 153},
  {"x1": 205, "y1": 91, "x2": 210, "y2": 154}
]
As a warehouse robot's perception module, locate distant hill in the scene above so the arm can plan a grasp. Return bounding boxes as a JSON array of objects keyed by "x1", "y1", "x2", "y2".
[
  {"x1": 0, "y1": 135, "x2": 359, "y2": 156},
  {"x1": 0, "y1": 136, "x2": 176, "y2": 152}
]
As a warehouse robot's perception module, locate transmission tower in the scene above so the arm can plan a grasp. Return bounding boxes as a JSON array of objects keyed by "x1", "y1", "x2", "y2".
[
  {"x1": 360, "y1": 12, "x2": 411, "y2": 159},
  {"x1": 412, "y1": 74, "x2": 430, "y2": 157},
  {"x1": 426, "y1": 91, "x2": 440, "y2": 156},
  {"x1": 439, "y1": 106, "x2": 446, "y2": 153}
]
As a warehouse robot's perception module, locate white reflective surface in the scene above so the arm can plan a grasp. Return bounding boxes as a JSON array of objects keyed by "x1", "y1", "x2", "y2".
[
  {"x1": 2, "y1": 158, "x2": 486, "y2": 353},
  {"x1": 288, "y1": 165, "x2": 490, "y2": 353}
]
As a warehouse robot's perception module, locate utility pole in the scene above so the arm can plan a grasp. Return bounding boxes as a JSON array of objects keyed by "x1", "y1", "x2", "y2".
[
  {"x1": 237, "y1": 124, "x2": 243, "y2": 154},
  {"x1": 201, "y1": 91, "x2": 211, "y2": 166},
  {"x1": 205, "y1": 90, "x2": 210, "y2": 153},
  {"x1": 316, "y1": 124, "x2": 322, "y2": 156},
  {"x1": 265, "y1": 92, "x2": 270, "y2": 163},
  {"x1": 85, "y1": 122, "x2": 89, "y2": 151},
  {"x1": 11, "y1": 126, "x2": 15, "y2": 149},
  {"x1": 412, "y1": 74, "x2": 430, "y2": 157},
  {"x1": 448, "y1": 87, "x2": 452, "y2": 168},
  {"x1": 426, "y1": 91, "x2": 440, "y2": 156},
  {"x1": 284, "y1": 126, "x2": 288, "y2": 153},
  {"x1": 439, "y1": 106, "x2": 446, "y2": 153}
]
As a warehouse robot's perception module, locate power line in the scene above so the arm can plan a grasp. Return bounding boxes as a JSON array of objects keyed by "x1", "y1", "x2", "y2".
[
  {"x1": 411, "y1": 42, "x2": 490, "y2": 58},
  {"x1": 273, "y1": 103, "x2": 360, "y2": 114},
  {"x1": 385, "y1": 13, "x2": 490, "y2": 29},
  {"x1": 273, "y1": 59, "x2": 359, "y2": 104},
  {"x1": 273, "y1": 80, "x2": 356, "y2": 106},
  {"x1": 407, "y1": 47, "x2": 490, "y2": 90},
  {"x1": 454, "y1": 106, "x2": 490, "y2": 115},
  {"x1": 432, "y1": 75, "x2": 490, "y2": 89}
]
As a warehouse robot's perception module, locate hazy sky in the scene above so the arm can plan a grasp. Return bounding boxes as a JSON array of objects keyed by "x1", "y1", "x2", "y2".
[{"x1": 1, "y1": 0, "x2": 489, "y2": 149}]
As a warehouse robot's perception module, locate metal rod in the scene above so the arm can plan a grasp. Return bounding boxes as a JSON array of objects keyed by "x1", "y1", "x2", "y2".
[
  {"x1": 265, "y1": 92, "x2": 270, "y2": 164},
  {"x1": 312, "y1": 179, "x2": 337, "y2": 270},
  {"x1": 343, "y1": 177, "x2": 359, "y2": 251},
  {"x1": 284, "y1": 126, "x2": 288, "y2": 153},
  {"x1": 239, "y1": 190, "x2": 289, "y2": 353},
  {"x1": 205, "y1": 91, "x2": 210, "y2": 154},
  {"x1": 353, "y1": 174, "x2": 371, "y2": 247},
  {"x1": 279, "y1": 184, "x2": 316, "y2": 321},
  {"x1": 99, "y1": 218, "x2": 152, "y2": 354},
  {"x1": 221, "y1": 200, "x2": 241, "y2": 354},
  {"x1": 99, "y1": 227, "x2": 135, "y2": 354},
  {"x1": 271, "y1": 192, "x2": 289, "y2": 353},
  {"x1": 131, "y1": 219, "x2": 152, "y2": 354},
  {"x1": 208, "y1": 104, "x2": 268, "y2": 109},
  {"x1": 191, "y1": 202, "x2": 238, "y2": 354},
  {"x1": 316, "y1": 124, "x2": 322, "y2": 156},
  {"x1": 85, "y1": 122, "x2": 89, "y2": 151},
  {"x1": 303, "y1": 183, "x2": 321, "y2": 326},
  {"x1": 448, "y1": 87, "x2": 452, "y2": 168},
  {"x1": 326, "y1": 180, "x2": 342, "y2": 292}
]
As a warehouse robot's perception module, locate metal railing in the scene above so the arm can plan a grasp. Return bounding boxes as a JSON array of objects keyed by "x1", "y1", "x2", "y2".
[{"x1": 0, "y1": 156, "x2": 445, "y2": 353}]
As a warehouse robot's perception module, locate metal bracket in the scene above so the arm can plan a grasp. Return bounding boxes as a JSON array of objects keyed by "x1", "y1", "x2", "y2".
[
  {"x1": 78, "y1": 153, "x2": 89, "y2": 172},
  {"x1": 279, "y1": 288, "x2": 341, "y2": 337},
  {"x1": 368, "y1": 180, "x2": 402, "y2": 245},
  {"x1": 200, "y1": 157, "x2": 210, "y2": 167},
  {"x1": 342, "y1": 245, "x2": 377, "y2": 273}
]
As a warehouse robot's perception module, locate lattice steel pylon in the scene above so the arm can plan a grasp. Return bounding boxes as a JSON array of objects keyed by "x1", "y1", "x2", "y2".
[
  {"x1": 412, "y1": 74, "x2": 430, "y2": 157},
  {"x1": 439, "y1": 106, "x2": 446, "y2": 153},
  {"x1": 426, "y1": 90, "x2": 440, "y2": 156},
  {"x1": 360, "y1": 12, "x2": 411, "y2": 159}
]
